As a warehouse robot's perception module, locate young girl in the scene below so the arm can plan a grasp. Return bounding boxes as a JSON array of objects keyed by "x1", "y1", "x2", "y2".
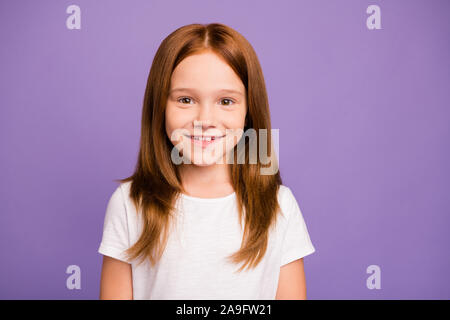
[{"x1": 98, "y1": 23, "x2": 316, "y2": 300}]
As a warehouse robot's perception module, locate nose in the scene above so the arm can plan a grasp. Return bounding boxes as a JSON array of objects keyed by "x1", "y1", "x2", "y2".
[{"x1": 194, "y1": 103, "x2": 216, "y2": 131}]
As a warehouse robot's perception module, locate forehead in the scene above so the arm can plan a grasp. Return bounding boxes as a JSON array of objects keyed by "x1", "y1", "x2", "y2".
[{"x1": 170, "y1": 52, "x2": 245, "y2": 93}]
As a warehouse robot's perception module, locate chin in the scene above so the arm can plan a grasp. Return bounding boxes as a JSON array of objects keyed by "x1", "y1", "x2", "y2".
[
  {"x1": 191, "y1": 162, "x2": 214, "y2": 167},
  {"x1": 189, "y1": 154, "x2": 224, "y2": 166},
  {"x1": 190, "y1": 159, "x2": 221, "y2": 166}
]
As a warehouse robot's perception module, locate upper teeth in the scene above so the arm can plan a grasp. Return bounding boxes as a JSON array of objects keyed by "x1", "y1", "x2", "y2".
[{"x1": 192, "y1": 136, "x2": 213, "y2": 141}]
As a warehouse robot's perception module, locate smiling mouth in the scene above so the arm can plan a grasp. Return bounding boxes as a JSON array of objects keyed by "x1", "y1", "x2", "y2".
[
  {"x1": 183, "y1": 134, "x2": 225, "y2": 148},
  {"x1": 184, "y1": 135, "x2": 225, "y2": 141}
]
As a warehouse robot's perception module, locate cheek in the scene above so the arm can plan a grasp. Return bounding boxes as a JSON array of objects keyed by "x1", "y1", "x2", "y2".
[
  {"x1": 165, "y1": 104, "x2": 183, "y2": 135},
  {"x1": 165, "y1": 104, "x2": 195, "y2": 145},
  {"x1": 164, "y1": 109, "x2": 173, "y2": 138},
  {"x1": 223, "y1": 108, "x2": 247, "y2": 129}
]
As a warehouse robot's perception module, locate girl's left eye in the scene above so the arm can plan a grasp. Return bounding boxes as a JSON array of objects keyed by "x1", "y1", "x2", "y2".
[
  {"x1": 220, "y1": 98, "x2": 235, "y2": 106},
  {"x1": 177, "y1": 97, "x2": 194, "y2": 104}
]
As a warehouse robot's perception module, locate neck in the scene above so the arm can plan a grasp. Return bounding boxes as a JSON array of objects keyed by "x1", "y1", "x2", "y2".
[{"x1": 179, "y1": 162, "x2": 231, "y2": 186}]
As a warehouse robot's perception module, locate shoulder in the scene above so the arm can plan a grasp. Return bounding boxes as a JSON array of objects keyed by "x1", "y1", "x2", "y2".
[
  {"x1": 277, "y1": 185, "x2": 297, "y2": 220},
  {"x1": 118, "y1": 180, "x2": 132, "y2": 198},
  {"x1": 109, "y1": 181, "x2": 129, "y2": 200},
  {"x1": 277, "y1": 185, "x2": 292, "y2": 199},
  {"x1": 106, "y1": 181, "x2": 133, "y2": 212}
]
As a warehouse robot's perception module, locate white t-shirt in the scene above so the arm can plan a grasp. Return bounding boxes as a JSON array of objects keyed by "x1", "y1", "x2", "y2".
[{"x1": 98, "y1": 181, "x2": 316, "y2": 299}]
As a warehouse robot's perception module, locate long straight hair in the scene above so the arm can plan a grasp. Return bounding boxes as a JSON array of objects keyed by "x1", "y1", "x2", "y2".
[{"x1": 116, "y1": 23, "x2": 282, "y2": 273}]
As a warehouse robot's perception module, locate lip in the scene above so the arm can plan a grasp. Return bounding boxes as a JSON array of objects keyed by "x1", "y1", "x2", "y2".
[{"x1": 184, "y1": 134, "x2": 225, "y2": 148}]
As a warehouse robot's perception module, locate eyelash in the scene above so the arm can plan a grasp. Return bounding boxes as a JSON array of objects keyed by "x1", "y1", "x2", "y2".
[{"x1": 177, "y1": 97, "x2": 236, "y2": 106}]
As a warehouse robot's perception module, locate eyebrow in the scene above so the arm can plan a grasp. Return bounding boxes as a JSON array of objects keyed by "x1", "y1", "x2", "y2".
[{"x1": 169, "y1": 87, "x2": 244, "y2": 97}]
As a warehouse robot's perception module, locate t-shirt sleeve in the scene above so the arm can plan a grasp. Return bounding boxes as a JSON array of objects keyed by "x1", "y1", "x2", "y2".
[
  {"x1": 97, "y1": 184, "x2": 132, "y2": 264},
  {"x1": 279, "y1": 187, "x2": 316, "y2": 267}
]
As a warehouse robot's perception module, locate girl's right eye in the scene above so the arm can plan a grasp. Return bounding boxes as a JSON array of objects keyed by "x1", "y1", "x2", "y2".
[{"x1": 177, "y1": 97, "x2": 194, "y2": 104}]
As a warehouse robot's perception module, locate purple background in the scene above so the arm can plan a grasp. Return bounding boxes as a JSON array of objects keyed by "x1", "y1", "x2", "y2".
[{"x1": 1, "y1": 0, "x2": 449, "y2": 299}]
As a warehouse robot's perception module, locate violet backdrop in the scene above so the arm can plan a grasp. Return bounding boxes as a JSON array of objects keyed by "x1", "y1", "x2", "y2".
[{"x1": 1, "y1": 0, "x2": 449, "y2": 299}]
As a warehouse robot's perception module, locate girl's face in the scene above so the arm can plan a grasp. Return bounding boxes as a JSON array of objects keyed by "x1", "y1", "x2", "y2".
[{"x1": 165, "y1": 51, "x2": 247, "y2": 166}]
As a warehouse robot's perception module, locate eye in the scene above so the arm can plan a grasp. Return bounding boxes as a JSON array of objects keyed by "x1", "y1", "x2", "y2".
[
  {"x1": 219, "y1": 98, "x2": 235, "y2": 106},
  {"x1": 177, "y1": 97, "x2": 194, "y2": 104}
]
